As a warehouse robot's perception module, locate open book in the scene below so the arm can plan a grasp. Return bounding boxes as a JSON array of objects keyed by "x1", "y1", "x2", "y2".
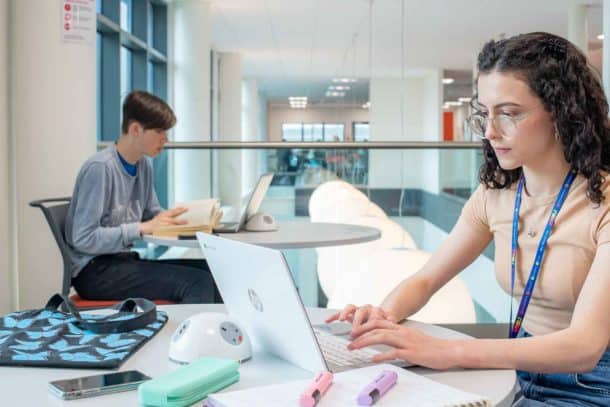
[
  {"x1": 151, "y1": 199, "x2": 223, "y2": 237},
  {"x1": 205, "y1": 364, "x2": 490, "y2": 407}
]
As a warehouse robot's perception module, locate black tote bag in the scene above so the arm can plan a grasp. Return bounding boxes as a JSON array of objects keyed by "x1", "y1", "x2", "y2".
[{"x1": 0, "y1": 294, "x2": 168, "y2": 369}]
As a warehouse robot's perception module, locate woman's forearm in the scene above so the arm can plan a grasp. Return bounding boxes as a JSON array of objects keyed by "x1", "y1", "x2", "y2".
[
  {"x1": 451, "y1": 327, "x2": 606, "y2": 373},
  {"x1": 381, "y1": 274, "x2": 433, "y2": 321}
]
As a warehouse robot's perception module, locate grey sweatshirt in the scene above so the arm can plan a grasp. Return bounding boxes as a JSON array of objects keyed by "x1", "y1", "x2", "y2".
[{"x1": 65, "y1": 144, "x2": 163, "y2": 277}]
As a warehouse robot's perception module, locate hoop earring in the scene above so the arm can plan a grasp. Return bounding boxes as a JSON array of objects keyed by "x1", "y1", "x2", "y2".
[{"x1": 554, "y1": 125, "x2": 560, "y2": 142}]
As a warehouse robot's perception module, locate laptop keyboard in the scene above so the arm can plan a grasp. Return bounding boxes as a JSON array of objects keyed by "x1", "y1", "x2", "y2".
[{"x1": 313, "y1": 328, "x2": 380, "y2": 367}]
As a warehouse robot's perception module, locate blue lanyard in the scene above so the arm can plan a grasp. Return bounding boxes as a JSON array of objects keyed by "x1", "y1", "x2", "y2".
[{"x1": 509, "y1": 169, "x2": 577, "y2": 339}]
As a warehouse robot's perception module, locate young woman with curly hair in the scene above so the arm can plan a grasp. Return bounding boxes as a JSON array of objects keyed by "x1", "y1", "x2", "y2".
[{"x1": 327, "y1": 32, "x2": 610, "y2": 406}]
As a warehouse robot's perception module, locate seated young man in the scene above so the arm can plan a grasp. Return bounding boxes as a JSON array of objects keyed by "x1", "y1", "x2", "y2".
[{"x1": 65, "y1": 90, "x2": 221, "y2": 304}]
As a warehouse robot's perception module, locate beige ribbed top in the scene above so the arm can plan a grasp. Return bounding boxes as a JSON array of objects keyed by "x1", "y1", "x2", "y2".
[{"x1": 461, "y1": 174, "x2": 610, "y2": 337}]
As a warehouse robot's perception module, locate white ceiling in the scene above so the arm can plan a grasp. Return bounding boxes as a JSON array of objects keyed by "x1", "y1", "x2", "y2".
[{"x1": 209, "y1": 0, "x2": 604, "y2": 103}]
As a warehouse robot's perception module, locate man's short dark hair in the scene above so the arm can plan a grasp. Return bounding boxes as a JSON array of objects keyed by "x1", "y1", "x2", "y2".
[{"x1": 121, "y1": 90, "x2": 176, "y2": 134}]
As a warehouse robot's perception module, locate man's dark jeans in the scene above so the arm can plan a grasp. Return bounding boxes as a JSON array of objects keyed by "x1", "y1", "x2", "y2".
[{"x1": 73, "y1": 252, "x2": 222, "y2": 304}]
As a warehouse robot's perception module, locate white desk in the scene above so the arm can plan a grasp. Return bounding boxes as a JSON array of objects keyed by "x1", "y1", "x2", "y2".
[
  {"x1": 0, "y1": 305, "x2": 516, "y2": 406},
  {"x1": 144, "y1": 221, "x2": 381, "y2": 250}
]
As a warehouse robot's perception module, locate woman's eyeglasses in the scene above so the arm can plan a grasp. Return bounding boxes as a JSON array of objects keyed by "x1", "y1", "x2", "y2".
[{"x1": 466, "y1": 105, "x2": 543, "y2": 140}]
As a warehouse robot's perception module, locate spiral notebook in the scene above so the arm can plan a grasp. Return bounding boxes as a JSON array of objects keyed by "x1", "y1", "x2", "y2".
[{"x1": 205, "y1": 364, "x2": 490, "y2": 406}]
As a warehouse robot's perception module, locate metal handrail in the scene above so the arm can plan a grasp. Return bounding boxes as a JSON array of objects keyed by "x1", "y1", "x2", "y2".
[{"x1": 97, "y1": 141, "x2": 481, "y2": 150}]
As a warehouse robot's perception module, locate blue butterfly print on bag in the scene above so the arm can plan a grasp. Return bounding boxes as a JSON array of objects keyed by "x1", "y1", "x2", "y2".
[
  {"x1": 12, "y1": 350, "x2": 49, "y2": 361},
  {"x1": 59, "y1": 352, "x2": 99, "y2": 362},
  {"x1": 47, "y1": 318, "x2": 68, "y2": 327},
  {"x1": 94, "y1": 345, "x2": 131, "y2": 356},
  {"x1": 78, "y1": 333, "x2": 98, "y2": 345},
  {"x1": 33, "y1": 310, "x2": 54, "y2": 320},
  {"x1": 25, "y1": 329, "x2": 60, "y2": 339},
  {"x1": 10, "y1": 339, "x2": 43, "y2": 351},
  {"x1": 2, "y1": 315, "x2": 16, "y2": 327},
  {"x1": 106, "y1": 338, "x2": 137, "y2": 348},
  {"x1": 66, "y1": 323, "x2": 84, "y2": 335},
  {"x1": 102, "y1": 351, "x2": 129, "y2": 361},
  {"x1": 49, "y1": 339, "x2": 88, "y2": 352},
  {"x1": 99, "y1": 334, "x2": 121, "y2": 345},
  {"x1": 133, "y1": 329, "x2": 154, "y2": 337}
]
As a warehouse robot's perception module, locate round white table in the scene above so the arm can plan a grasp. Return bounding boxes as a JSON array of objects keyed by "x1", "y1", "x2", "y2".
[
  {"x1": 0, "y1": 305, "x2": 517, "y2": 406},
  {"x1": 143, "y1": 221, "x2": 382, "y2": 250}
]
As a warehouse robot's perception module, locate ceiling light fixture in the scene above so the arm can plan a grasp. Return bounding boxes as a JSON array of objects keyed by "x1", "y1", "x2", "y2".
[
  {"x1": 325, "y1": 91, "x2": 345, "y2": 97},
  {"x1": 458, "y1": 97, "x2": 472, "y2": 103},
  {"x1": 442, "y1": 78, "x2": 455, "y2": 85},
  {"x1": 328, "y1": 85, "x2": 351, "y2": 91},
  {"x1": 332, "y1": 78, "x2": 357, "y2": 83},
  {"x1": 289, "y1": 95, "x2": 307, "y2": 109},
  {"x1": 598, "y1": 34, "x2": 605, "y2": 40}
]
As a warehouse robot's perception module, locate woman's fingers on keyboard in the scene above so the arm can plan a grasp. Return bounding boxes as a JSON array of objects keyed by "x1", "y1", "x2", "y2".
[
  {"x1": 351, "y1": 305, "x2": 373, "y2": 333},
  {"x1": 371, "y1": 349, "x2": 402, "y2": 363},
  {"x1": 336, "y1": 304, "x2": 358, "y2": 322},
  {"x1": 325, "y1": 311, "x2": 341, "y2": 323},
  {"x1": 350, "y1": 318, "x2": 399, "y2": 339}
]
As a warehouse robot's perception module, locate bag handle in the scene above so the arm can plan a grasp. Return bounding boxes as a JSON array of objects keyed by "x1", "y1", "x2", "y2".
[
  {"x1": 45, "y1": 294, "x2": 158, "y2": 334},
  {"x1": 45, "y1": 293, "x2": 82, "y2": 318}
]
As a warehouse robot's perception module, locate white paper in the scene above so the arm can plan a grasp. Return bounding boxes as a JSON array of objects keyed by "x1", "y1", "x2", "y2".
[{"x1": 207, "y1": 364, "x2": 489, "y2": 407}]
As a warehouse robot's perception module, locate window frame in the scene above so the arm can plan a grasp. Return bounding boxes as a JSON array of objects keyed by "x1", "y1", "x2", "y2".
[
  {"x1": 96, "y1": 0, "x2": 170, "y2": 208},
  {"x1": 96, "y1": 0, "x2": 169, "y2": 142},
  {"x1": 281, "y1": 122, "x2": 346, "y2": 142}
]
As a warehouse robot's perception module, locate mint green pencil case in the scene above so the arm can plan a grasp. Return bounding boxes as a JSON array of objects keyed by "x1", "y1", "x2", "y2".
[{"x1": 138, "y1": 357, "x2": 240, "y2": 407}]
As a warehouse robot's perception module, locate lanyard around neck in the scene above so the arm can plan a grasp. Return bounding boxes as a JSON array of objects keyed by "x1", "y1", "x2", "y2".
[{"x1": 509, "y1": 169, "x2": 577, "y2": 338}]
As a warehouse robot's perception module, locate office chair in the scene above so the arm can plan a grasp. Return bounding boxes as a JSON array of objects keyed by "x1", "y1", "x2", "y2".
[{"x1": 29, "y1": 197, "x2": 174, "y2": 308}]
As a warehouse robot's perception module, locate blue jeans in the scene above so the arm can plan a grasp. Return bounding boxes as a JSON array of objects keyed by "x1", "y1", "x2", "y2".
[{"x1": 515, "y1": 333, "x2": 610, "y2": 406}]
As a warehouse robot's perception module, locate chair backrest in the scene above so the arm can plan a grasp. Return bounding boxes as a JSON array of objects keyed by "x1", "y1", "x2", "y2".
[
  {"x1": 309, "y1": 181, "x2": 416, "y2": 299},
  {"x1": 309, "y1": 180, "x2": 378, "y2": 223},
  {"x1": 29, "y1": 197, "x2": 72, "y2": 297}
]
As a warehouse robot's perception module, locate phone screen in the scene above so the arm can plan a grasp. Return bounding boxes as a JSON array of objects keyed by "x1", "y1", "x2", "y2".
[{"x1": 51, "y1": 370, "x2": 150, "y2": 393}]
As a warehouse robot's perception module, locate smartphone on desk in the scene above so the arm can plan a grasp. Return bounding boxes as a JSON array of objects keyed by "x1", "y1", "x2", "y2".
[
  {"x1": 177, "y1": 234, "x2": 197, "y2": 240},
  {"x1": 48, "y1": 370, "x2": 150, "y2": 400}
]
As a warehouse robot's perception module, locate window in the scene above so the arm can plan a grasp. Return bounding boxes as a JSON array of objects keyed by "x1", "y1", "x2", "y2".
[
  {"x1": 323, "y1": 124, "x2": 344, "y2": 141},
  {"x1": 120, "y1": 46, "x2": 132, "y2": 98},
  {"x1": 120, "y1": 0, "x2": 132, "y2": 32},
  {"x1": 97, "y1": 0, "x2": 170, "y2": 207},
  {"x1": 353, "y1": 122, "x2": 370, "y2": 141},
  {"x1": 282, "y1": 123, "x2": 345, "y2": 142},
  {"x1": 96, "y1": 33, "x2": 102, "y2": 141},
  {"x1": 282, "y1": 123, "x2": 303, "y2": 142},
  {"x1": 303, "y1": 124, "x2": 323, "y2": 142}
]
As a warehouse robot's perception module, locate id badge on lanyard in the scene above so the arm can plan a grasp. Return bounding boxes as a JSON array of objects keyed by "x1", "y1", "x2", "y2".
[{"x1": 509, "y1": 170, "x2": 577, "y2": 338}]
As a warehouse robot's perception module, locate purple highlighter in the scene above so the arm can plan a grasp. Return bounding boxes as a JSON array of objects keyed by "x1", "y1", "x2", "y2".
[{"x1": 356, "y1": 370, "x2": 398, "y2": 406}]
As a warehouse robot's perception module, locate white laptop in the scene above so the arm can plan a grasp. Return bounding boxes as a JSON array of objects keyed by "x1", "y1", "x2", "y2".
[
  {"x1": 196, "y1": 232, "x2": 410, "y2": 373},
  {"x1": 213, "y1": 173, "x2": 274, "y2": 233}
]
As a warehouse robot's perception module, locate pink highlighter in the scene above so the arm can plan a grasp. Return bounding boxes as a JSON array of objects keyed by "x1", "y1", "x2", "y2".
[{"x1": 299, "y1": 371, "x2": 333, "y2": 407}]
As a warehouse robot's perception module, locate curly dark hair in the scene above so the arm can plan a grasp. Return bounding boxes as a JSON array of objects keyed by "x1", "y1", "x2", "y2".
[{"x1": 474, "y1": 32, "x2": 610, "y2": 204}]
